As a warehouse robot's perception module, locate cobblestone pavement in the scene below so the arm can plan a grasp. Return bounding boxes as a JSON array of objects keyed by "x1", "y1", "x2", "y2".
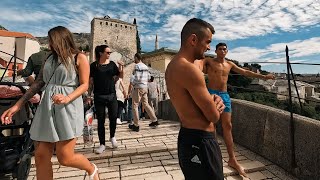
[{"x1": 3, "y1": 119, "x2": 298, "y2": 180}]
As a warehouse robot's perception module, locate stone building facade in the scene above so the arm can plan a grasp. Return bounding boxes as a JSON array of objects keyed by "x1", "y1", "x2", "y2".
[
  {"x1": 142, "y1": 48, "x2": 177, "y2": 73},
  {"x1": 90, "y1": 17, "x2": 137, "y2": 64}
]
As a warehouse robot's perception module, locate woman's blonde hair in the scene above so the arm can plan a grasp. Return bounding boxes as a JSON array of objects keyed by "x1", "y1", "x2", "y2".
[{"x1": 48, "y1": 26, "x2": 79, "y2": 68}]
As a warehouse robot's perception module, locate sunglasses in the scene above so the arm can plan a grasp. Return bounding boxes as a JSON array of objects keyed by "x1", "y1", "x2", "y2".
[{"x1": 105, "y1": 51, "x2": 112, "y2": 55}]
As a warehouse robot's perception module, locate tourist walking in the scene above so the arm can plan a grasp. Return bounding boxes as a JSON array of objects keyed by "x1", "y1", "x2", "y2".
[
  {"x1": 1, "y1": 26, "x2": 100, "y2": 180},
  {"x1": 86, "y1": 45, "x2": 124, "y2": 154},
  {"x1": 128, "y1": 53, "x2": 158, "y2": 132}
]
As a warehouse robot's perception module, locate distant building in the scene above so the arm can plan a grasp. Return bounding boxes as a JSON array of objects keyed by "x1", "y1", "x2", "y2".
[
  {"x1": 250, "y1": 79, "x2": 316, "y2": 103},
  {"x1": 90, "y1": 16, "x2": 137, "y2": 64},
  {"x1": 0, "y1": 30, "x2": 40, "y2": 77},
  {"x1": 142, "y1": 47, "x2": 177, "y2": 73}
]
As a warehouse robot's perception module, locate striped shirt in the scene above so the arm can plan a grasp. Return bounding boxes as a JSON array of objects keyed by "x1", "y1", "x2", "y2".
[{"x1": 131, "y1": 62, "x2": 150, "y2": 89}]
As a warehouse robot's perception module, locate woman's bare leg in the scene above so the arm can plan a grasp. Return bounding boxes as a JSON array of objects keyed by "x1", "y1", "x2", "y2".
[
  {"x1": 55, "y1": 138, "x2": 99, "y2": 179},
  {"x1": 34, "y1": 141, "x2": 55, "y2": 180}
]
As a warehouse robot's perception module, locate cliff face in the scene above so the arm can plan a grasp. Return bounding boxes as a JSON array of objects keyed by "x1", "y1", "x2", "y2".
[{"x1": 37, "y1": 33, "x2": 91, "y2": 51}]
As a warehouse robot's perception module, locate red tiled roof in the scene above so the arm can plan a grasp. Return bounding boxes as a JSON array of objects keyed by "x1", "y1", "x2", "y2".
[{"x1": 0, "y1": 30, "x2": 35, "y2": 39}]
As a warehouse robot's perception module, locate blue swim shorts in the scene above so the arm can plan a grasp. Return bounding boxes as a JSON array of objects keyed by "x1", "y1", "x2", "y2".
[{"x1": 208, "y1": 88, "x2": 231, "y2": 113}]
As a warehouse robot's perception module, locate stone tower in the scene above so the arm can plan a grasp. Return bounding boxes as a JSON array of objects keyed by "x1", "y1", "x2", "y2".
[
  {"x1": 90, "y1": 16, "x2": 137, "y2": 64},
  {"x1": 155, "y1": 34, "x2": 159, "y2": 50}
]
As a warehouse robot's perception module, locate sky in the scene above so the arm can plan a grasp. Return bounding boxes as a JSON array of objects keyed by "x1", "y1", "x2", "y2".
[{"x1": 1, "y1": 0, "x2": 320, "y2": 74}]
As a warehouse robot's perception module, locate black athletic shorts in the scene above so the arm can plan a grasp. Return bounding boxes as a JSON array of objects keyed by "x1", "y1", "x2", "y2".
[{"x1": 178, "y1": 127, "x2": 223, "y2": 180}]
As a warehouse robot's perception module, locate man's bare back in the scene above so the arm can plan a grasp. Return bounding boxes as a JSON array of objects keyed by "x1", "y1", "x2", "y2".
[{"x1": 166, "y1": 56, "x2": 220, "y2": 132}]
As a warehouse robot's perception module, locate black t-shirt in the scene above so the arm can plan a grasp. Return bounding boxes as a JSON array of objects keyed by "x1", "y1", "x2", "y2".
[{"x1": 90, "y1": 61, "x2": 120, "y2": 95}]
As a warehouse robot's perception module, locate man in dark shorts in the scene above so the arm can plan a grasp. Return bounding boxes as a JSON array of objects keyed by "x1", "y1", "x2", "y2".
[{"x1": 165, "y1": 18, "x2": 225, "y2": 180}]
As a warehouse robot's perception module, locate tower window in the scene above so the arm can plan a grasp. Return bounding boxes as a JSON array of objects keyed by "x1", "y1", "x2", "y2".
[
  {"x1": 110, "y1": 23, "x2": 112, "y2": 26},
  {"x1": 125, "y1": 26, "x2": 127, "y2": 28},
  {"x1": 106, "y1": 22, "x2": 108, "y2": 25},
  {"x1": 115, "y1": 24, "x2": 118, "y2": 27},
  {"x1": 100, "y1": 22, "x2": 102, "y2": 25}
]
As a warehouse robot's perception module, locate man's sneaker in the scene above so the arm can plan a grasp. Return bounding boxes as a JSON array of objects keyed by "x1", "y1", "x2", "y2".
[
  {"x1": 149, "y1": 121, "x2": 159, "y2": 127},
  {"x1": 128, "y1": 124, "x2": 140, "y2": 132},
  {"x1": 95, "y1": 144, "x2": 105, "y2": 154},
  {"x1": 116, "y1": 118, "x2": 122, "y2": 125},
  {"x1": 110, "y1": 137, "x2": 118, "y2": 148}
]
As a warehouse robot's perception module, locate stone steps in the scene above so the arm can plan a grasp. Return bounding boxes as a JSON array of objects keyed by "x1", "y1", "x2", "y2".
[{"x1": 25, "y1": 119, "x2": 277, "y2": 179}]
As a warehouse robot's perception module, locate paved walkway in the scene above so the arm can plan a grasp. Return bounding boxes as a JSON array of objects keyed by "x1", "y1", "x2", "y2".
[{"x1": 23, "y1": 119, "x2": 298, "y2": 180}]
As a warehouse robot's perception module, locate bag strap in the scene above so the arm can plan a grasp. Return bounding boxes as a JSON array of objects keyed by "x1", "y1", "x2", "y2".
[{"x1": 43, "y1": 54, "x2": 61, "y2": 90}]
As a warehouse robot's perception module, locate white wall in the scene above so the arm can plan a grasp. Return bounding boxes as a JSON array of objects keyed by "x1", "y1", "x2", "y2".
[{"x1": 0, "y1": 36, "x2": 15, "y2": 61}]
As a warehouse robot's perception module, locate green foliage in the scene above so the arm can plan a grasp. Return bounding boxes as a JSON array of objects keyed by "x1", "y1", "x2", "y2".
[
  {"x1": 136, "y1": 31, "x2": 141, "y2": 53},
  {"x1": 232, "y1": 92, "x2": 320, "y2": 120},
  {"x1": 227, "y1": 61, "x2": 252, "y2": 91}
]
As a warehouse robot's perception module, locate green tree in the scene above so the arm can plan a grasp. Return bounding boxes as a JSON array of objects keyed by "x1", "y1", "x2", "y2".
[
  {"x1": 133, "y1": 18, "x2": 141, "y2": 53},
  {"x1": 0, "y1": 25, "x2": 7, "y2": 30}
]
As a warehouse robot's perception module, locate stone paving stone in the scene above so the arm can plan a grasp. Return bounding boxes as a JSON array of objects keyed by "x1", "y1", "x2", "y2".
[
  {"x1": 109, "y1": 160, "x2": 131, "y2": 166},
  {"x1": 161, "y1": 159, "x2": 179, "y2": 166},
  {"x1": 122, "y1": 139, "x2": 139, "y2": 144},
  {"x1": 53, "y1": 169, "x2": 84, "y2": 179},
  {"x1": 246, "y1": 171, "x2": 268, "y2": 180},
  {"x1": 167, "y1": 170, "x2": 184, "y2": 180},
  {"x1": 151, "y1": 151, "x2": 171, "y2": 157},
  {"x1": 164, "y1": 164, "x2": 181, "y2": 171},
  {"x1": 265, "y1": 165, "x2": 298, "y2": 180},
  {"x1": 112, "y1": 149, "x2": 137, "y2": 157},
  {"x1": 226, "y1": 175, "x2": 242, "y2": 180},
  {"x1": 131, "y1": 157, "x2": 153, "y2": 163},
  {"x1": 122, "y1": 171, "x2": 168, "y2": 180},
  {"x1": 241, "y1": 161, "x2": 265, "y2": 173},
  {"x1": 130, "y1": 154, "x2": 151, "y2": 160},
  {"x1": 126, "y1": 144, "x2": 146, "y2": 149},
  {"x1": 121, "y1": 161, "x2": 162, "y2": 171},
  {"x1": 121, "y1": 166, "x2": 165, "y2": 177},
  {"x1": 224, "y1": 166, "x2": 238, "y2": 176},
  {"x1": 236, "y1": 155, "x2": 248, "y2": 161},
  {"x1": 145, "y1": 174, "x2": 173, "y2": 180},
  {"x1": 169, "y1": 150, "x2": 178, "y2": 155},
  {"x1": 56, "y1": 166, "x2": 79, "y2": 172},
  {"x1": 137, "y1": 146, "x2": 167, "y2": 154},
  {"x1": 99, "y1": 171, "x2": 120, "y2": 179},
  {"x1": 83, "y1": 151, "x2": 112, "y2": 160},
  {"x1": 260, "y1": 170, "x2": 276, "y2": 178},
  {"x1": 109, "y1": 156, "x2": 130, "y2": 163},
  {"x1": 98, "y1": 165, "x2": 119, "y2": 173},
  {"x1": 63, "y1": 176, "x2": 86, "y2": 180},
  {"x1": 152, "y1": 155, "x2": 173, "y2": 161}
]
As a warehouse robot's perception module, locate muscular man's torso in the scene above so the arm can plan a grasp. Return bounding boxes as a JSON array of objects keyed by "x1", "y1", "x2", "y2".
[
  {"x1": 205, "y1": 58, "x2": 232, "y2": 91},
  {"x1": 166, "y1": 58, "x2": 215, "y2": 132}
]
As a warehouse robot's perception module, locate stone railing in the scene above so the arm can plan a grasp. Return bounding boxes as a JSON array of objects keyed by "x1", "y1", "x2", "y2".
[{"x1": 158, "y1": 99, "x2": 320, "y2": 180}]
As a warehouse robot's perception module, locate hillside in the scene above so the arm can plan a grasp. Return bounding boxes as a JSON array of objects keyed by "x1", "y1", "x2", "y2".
[{"x1": 37, "y1": 33, "x2": 91, "y2": 51}]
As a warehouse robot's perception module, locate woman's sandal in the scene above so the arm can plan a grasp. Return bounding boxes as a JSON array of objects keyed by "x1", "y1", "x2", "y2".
[{"x1": 89, "y1": 163, "x2": 100, "y2": 180}]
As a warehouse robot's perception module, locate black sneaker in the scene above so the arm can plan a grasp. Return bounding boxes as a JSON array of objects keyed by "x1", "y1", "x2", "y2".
[
  {"x1": 128, "y1": 124, "x2": 140, "y2": 132},
  {"x1": 149, "y1": 121, "x2": 159, "y2": 127}
]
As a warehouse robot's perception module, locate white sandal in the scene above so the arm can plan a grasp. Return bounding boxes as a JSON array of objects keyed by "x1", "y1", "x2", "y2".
[{"x1": 89, "y1": 163, "x2": 99, "y2": 180}]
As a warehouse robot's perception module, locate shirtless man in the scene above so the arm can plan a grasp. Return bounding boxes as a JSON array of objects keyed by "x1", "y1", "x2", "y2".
[
  {"x1": 201, "y1": 42, "x2": 275, "y2": 177},
  {"x1": 166, "y1": 18, "x2": 225, "y2": 180}
]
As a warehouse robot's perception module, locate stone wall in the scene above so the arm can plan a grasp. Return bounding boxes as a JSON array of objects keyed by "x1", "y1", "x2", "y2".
[
  {"x1": 158, "y1": 99, "x2": 320, "y2": 179},
  {"x1": 90, "y1": 17, "x2": 137, "y2": 64}
]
